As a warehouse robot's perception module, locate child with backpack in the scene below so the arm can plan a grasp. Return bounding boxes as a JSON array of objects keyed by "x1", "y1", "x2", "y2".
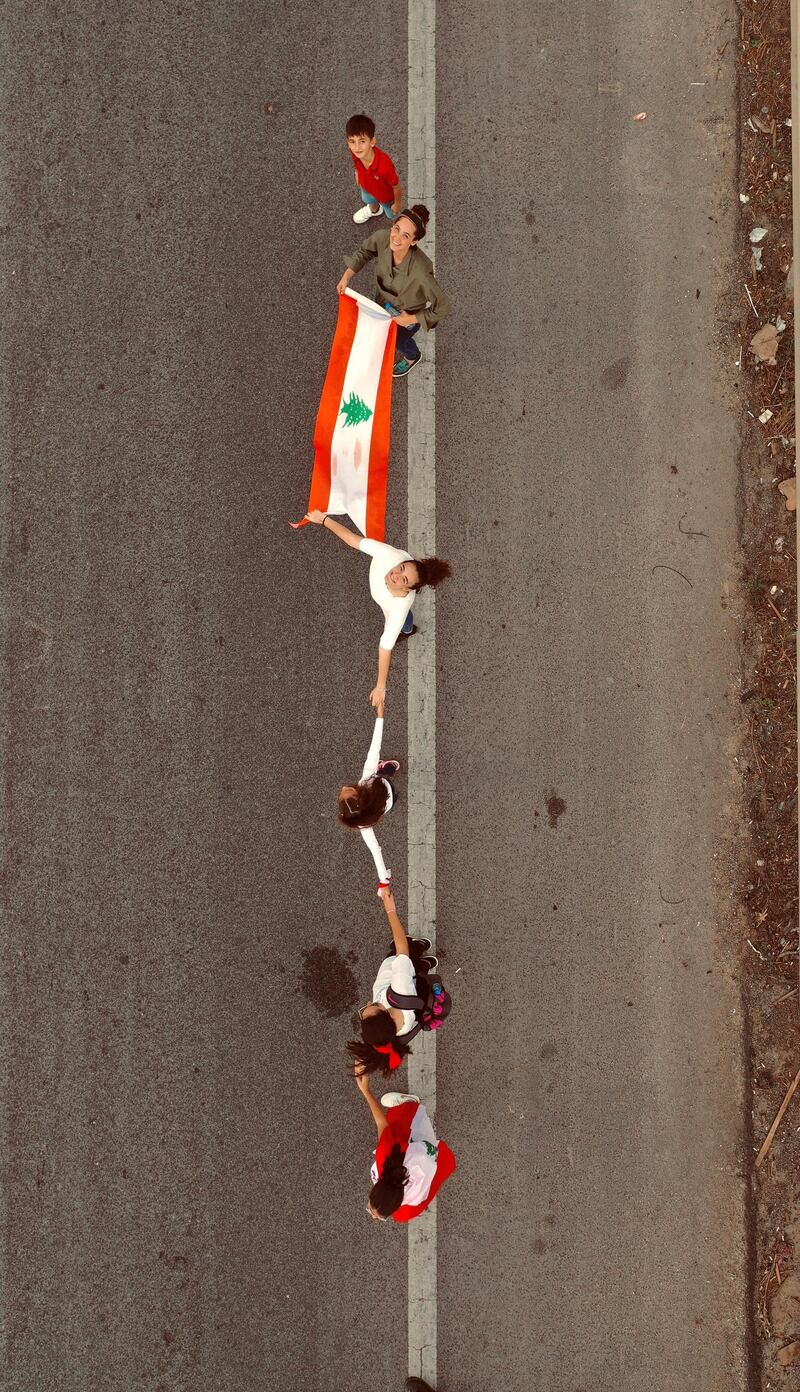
[
  {"x1": 354, "y1": 1071, "x2": 456, "y2": 1223},
  {"x1": 346, "y1": 887, "x2": 450, "y2": 1076}
]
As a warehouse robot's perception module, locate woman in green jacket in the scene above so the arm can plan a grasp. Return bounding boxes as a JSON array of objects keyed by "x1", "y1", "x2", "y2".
[{"x1": 335, "y1": 204, "x2": 451, "y2": 379}]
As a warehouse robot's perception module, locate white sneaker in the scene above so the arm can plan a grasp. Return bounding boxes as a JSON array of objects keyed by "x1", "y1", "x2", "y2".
[
  {"x1": 353, "y1": 202, "x2": 382, "y2": 224},
  {"x1": 381, "y1": 1092, "x2": 421, "y2": 1108}
]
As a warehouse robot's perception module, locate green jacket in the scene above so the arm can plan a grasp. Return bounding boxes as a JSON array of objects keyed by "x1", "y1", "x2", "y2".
[{"x1": 344, "y1": 229, "x2": 451, "y2": 332}]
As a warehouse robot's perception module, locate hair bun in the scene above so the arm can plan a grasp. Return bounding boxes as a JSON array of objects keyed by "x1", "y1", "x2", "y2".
[{"x1": 410, "y1": 203, "x2": 430, "y2": 228}]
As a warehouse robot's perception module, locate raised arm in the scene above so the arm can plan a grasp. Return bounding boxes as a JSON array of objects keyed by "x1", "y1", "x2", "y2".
[
  {"x1": 370, "y1": 646, "x2": 392, "y2": 710},
  {"x1": 361, "y1": 715, "x2": 384, "y2": 780},
  {"x1": 305, "y1": 511, "x2": 363, "y2": 548},
  {"x1": 336, "y1": 231, "x2": 381, "y2": 294},
  {"x1": 380, "y1": 886, "x2": 409, "y2": 958},
  {"x1": 360, "y1": 825, "x2": 391, "y2": 887},
  {"x1": 355, "y1": 1071, "x2": 389, "y2": 1139}
]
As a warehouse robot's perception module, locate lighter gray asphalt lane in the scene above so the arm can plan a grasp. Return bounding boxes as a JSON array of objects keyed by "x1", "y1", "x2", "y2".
[
  {"x1": 436, "y1": 2, "x2": 750, "y2": 1390},
  {"x1": 2, "y1": 2, "x2": 752, "y2": 1391}
]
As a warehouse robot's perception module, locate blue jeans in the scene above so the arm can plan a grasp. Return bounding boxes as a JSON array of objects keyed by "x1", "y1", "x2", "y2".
[
  {"x1": 396, "y1": 322, "x2": 421, "y2": 363},
  {"x1": 360, "y1": 186, "x2": 395, "y2": 220},
  {"x1": 401, "y1": 608, "x2": 415, "y2": 635}
]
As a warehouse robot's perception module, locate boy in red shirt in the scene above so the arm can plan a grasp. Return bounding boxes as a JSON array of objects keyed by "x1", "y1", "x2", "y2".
[{"x1": 346, "y1": 113, "x2": 403, "y2": 225}]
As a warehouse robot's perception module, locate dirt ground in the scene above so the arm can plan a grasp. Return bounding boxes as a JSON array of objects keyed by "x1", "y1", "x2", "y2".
[{"x1": 735, "y1": 0, "x2": 799, "y2": 1382}]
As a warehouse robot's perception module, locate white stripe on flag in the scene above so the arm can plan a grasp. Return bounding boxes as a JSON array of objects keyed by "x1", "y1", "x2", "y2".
[{"x1": 327, "y1": 297, "x2": 393, "y2": 535}]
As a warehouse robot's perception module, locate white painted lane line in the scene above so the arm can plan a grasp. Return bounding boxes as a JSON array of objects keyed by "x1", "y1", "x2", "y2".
[{"x1": 406, "y1": 0, "x2": 437, "y2": 1385}]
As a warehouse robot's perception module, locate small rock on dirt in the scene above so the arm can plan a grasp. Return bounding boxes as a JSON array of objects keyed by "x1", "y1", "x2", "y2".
[
  {"x1": 769, "y1": 1272, "x2": 800, "y2": 1340},
  {"x1": 777, "y1": 477, "x2": 796, "y2": 511},
  {"x1": 750, "y1": 322, "x2": 780, "y2": 364}
]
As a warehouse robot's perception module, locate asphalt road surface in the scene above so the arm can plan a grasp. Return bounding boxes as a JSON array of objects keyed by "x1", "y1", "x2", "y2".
[{"x1": 2, "y1": 2, "x2": 753, "y2": 1390}]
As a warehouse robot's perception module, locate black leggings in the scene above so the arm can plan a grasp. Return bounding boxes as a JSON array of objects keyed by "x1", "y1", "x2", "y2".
[{"x1": 387, "y1": 938, "x2": 431, "y2": 971}]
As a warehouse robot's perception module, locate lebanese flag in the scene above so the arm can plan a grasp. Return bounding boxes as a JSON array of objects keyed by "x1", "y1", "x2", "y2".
[
  {"x1": 374, "y1": 1100, "x2": 457, "y2": 1224},
  {"x1": 291, "y1": 289, "x2": 396, "y2": 539}
]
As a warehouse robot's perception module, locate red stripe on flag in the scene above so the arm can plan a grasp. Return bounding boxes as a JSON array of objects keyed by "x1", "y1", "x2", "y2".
[
  {"x1": 364, "y1": 319, "x2": 396, "y2": 542},
  {"x1": 307, "y1": 294, "x2": 359, "y2": 515}
]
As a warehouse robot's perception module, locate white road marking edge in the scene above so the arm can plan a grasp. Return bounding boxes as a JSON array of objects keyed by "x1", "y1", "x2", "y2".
[{"x1": 406, "y1": 0, "x2": 437, "y2": 1384}]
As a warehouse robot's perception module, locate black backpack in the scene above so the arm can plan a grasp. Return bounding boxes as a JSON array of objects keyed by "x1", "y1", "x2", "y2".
[{"x1": 386, "y1": 973, "x2": 452, "y2": 1043}]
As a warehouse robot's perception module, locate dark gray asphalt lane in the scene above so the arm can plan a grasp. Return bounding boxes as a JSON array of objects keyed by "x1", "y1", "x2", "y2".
[
  {"x1": 3, "y1": 2, "x2": 752, "y2": 1391},
  {"x1": 2, "y1": 3, "x2": 410, "y2": 1388}
]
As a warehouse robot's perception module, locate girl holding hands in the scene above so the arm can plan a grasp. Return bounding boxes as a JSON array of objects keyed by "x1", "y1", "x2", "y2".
[
  {"x1": 346, "y1": 886, "x2": 436, "y2": 1076},
  {"x1": 355, "y1": 1071, "x2": 455, "y2": 1222},
  {"x1": 351, "y1": 888, "x2": 454, "y2": 1224},
  {"x1": 339, "y1": 708, "x2": 401, "y2": 889},
  {"x1": 303, "y1": 510, "x2": 451, "y2": 707}
]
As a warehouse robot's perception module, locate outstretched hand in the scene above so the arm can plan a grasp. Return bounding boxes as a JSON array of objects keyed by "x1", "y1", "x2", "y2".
[
  {"x1": 379, "y1": 886, "x2": 397, "y2": 915},
  {"x1": 369, "y1": 685, "x2": 386, "y2": 710},
  {"x1": 305, "y1": 510, "x2": 327, "y2": 525},
  {"x1": 354, "y1": 1069, "x2": 371, "y2": 1095}
]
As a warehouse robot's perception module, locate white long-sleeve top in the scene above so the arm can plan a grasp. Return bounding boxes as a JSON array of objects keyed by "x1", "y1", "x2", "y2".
[
  {"x1": 359, "y1": 538, "x2": 415, "y2": 650},
  {"x1": 359, "y1": 716, "x2": 391, "y2": 884}
]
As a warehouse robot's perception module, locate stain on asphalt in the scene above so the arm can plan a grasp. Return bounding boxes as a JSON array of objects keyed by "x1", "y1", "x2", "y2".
[
  {"x1": 539, "y1": 1041, "x2": 558, "y2": 1061},
  {"x1": 546, "y1": 791, "x2": 566, "y2": 828},
  {"x1": 299, "y1": 946, "x2": 359, "y2": 1018},
  {"x1": 600, "y1": 356, "x2": 631, "y2": 390}
]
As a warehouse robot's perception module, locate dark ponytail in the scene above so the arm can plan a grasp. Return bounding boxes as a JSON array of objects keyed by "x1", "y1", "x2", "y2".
[
  {"x1": 338, "y1": 778, "x2": 389, "y2": 829},
  {"x1": 346, "y1": 1009, "x2": 413, "y2": 1076},
  {"x1": 369, "y1": 1142, "x2": 408, "y2": 1217}
]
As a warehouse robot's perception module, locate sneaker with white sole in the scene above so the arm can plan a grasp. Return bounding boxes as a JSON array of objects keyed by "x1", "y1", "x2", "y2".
[
  {"x1": 381, "y1": 1092, "x2": 421, "y2": 1108},
  {"x1": 377, "y1": 758, "x2": 401, "y2": 776},
  {"x1": 393, "y1": 356, "x2": 420, "y2": 379},
  {"x1": 353, "y1": 203, "x2": 382, "y2": 224}
]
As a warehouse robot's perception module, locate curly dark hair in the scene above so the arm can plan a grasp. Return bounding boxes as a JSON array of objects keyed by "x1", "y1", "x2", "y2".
[
  {"x1": 412, "y1": 557, "x2": 453, "y2": 590},
  {"x1": 338, "y1": 777, "x2": 389, "y2": 830},
  {"x1": 346, "y1": 1008, "x2": 413, "y2": 1076},
  {"x1": 369, "y1": 1142, "x2": 408, "y2": 1217}
]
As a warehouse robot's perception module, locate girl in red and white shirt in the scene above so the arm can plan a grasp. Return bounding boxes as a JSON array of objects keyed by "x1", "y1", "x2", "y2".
[{"x1": 355, "y1": 1072, "x2": 456, "y2": 1223}]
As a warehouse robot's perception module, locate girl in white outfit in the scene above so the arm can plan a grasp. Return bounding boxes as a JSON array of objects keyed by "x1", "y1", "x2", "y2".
[
  {"x1": 303, "y1": 510, "x2": 452, "y2": 707},
  {"x1": 339, "y1": 711, "x2": 400, "y2": 887},
  {"x1": 346, "y1": 888, "x2": 437, "y2": 1077}
]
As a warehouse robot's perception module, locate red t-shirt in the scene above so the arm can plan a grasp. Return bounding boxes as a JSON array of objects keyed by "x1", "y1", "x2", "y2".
[{"x1": 350, "y1": 146, "x2": 399, "y2": 205}]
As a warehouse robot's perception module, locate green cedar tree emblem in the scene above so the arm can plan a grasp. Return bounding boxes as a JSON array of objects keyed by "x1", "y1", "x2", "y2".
[
  {"x1": 339, "y1": 392, "x2": 373, "y2": 428},
  {"x1": 423, "y1": 1141, "x2": 438, "y2": 1158}
]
